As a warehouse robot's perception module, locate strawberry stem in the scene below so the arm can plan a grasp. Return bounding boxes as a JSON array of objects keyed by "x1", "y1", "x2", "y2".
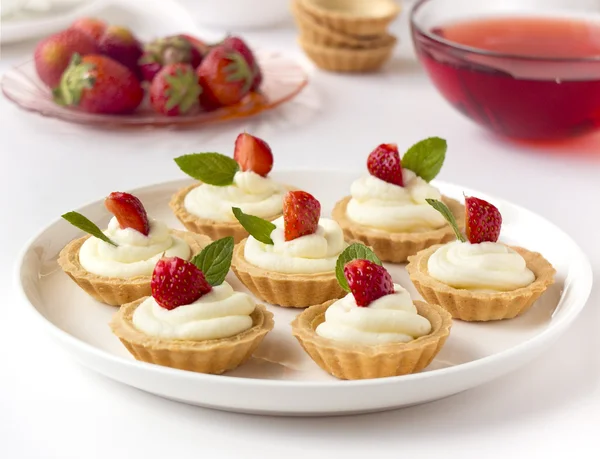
[
  {"x1": 426, "y1": 198, "x2": 466, "y2": 242},
  {"x1": 52, "y1": 53, "x2": 95, "y2": 107}
]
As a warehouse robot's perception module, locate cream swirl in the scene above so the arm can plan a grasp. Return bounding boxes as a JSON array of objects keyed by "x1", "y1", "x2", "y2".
[
  {"x1": 427, "y1": 241, "x2": 535, "y2": 291},
  {"x1": 346, "y1": 170, "x2": 446, "y2": 231},
  {"x1": 132, "y1": 282, "x2": 255, "y2": 340},
  {"x1": 244, "y1": 216, "x2": 346, "y2": 274},
  {"x1": 316, "y1": 284, "x2": 431, "y2": 345},
  {"x1": 78, "y1": 217, "x2": 190, "y2": 278},
  {"x1": 184, "y1": 171, "x2": 286, "y2": 222}
]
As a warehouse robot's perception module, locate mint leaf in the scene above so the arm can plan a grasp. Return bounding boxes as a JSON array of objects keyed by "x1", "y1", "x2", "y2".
[
  {"x1": 402, "y1": 137, "x2": 447, "y2": 182},
  {"x1": 426, "y1": 199, "x2": 466, "y2": 242},
  {"x1": 62, "y1": 211, "x2": 117, "y2": 246},
  {"x1": 232, "y1": 207, "x2": 275, "y2": 245},
  {"x1": 191, "y1": 236, "x2": 234, "y2": 286},
  {"x1": 174, "y1": 153, "x2": 239, "y2": 186},
  {"x1": 335, "y1": 243, "x2": 382, "y2": 292}
]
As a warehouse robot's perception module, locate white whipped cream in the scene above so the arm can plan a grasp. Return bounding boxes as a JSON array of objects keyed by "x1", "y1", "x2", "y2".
[
  {"x1": 184, "y1": 171, "x2": 286, "y2": 222},
  {"x1": 316, "y1": 284, "x2": 432, "y2": 345},
  {"x1": 346, "y1": 170, "x2": 447, "y2": 232},
  {"x1": 244, "y1": 216, "x2": 346, "y2": 274},
  {"x1": 132, "y1": 282, "x2": 255, "y2": 340},
  {"x1": 78, "y1": 217, "x2": 190, "y2": 278},
  {"x1": 427, "y1": 241, "x2": 535, "y2": 291}
]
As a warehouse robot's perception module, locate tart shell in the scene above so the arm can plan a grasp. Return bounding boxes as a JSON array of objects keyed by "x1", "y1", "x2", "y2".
[
  {"x1": 231, "y1": 239, "x2": 346, "y2": 308},
  {"x1": 110, "y1": 298, "x2": 274, "y2": 374},
  {"x1": 58, "y1": 230, "x2": 211, "y2": 306},
  {"x1": 406, "y1": 244, "x2": 556, "y2": 321},
  {"x1": 332, "y1": 195, "x2": 465, "y2": 263},
  {"x1": 291, "y1": 299, "x2": 452, "y2": 380}
]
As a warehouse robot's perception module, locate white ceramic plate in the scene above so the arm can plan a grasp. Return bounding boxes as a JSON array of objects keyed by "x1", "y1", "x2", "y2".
[{"x1": 16, "y1": 171, "x2": 592, "y2": 416}]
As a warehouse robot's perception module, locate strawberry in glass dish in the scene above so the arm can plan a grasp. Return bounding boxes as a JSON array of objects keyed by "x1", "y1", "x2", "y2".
[
  {"x1": 98, "y1": 25, "x2": 144, "y2": 79},
  {"x1": 71, "y1": 17, "x2": 108, "y2": 43},
  {"x1": 150, "y1": 63, "x2": 202, "y2": 116},
  {"x1": 139, "y1": 35, "x2": 206, "y2": 82},
  {"x1": 220, "y1": 36, "x2": 262, "y2": 91}
]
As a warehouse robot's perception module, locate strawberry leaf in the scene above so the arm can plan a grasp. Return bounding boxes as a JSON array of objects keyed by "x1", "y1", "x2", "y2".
[
  {"x1": 402, "y1": 137, "x2": 447, "y2": 182},
  {"x1": 62, "y1": 211, "x2": 117, "y2": 246},
  {"x1": 191, "y1": 236, "x2": 234, "y2": 286},
  {"x1": 335, "y1": 243, "x2": 382, "y2": 292},
  {"x1": 426, "y1": 199, "x2": 466, "y2": 242},
  {"x1": 174, "y1": 153, "x2": 239, "y2": 186},
  {"x1": 232, "y1": 207, "x2": 275, "y2": 245}
]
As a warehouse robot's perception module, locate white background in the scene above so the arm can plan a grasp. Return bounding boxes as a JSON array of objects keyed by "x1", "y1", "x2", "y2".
[{"x1": 1, "y1": 1, "x2": 599, "y2": 458}]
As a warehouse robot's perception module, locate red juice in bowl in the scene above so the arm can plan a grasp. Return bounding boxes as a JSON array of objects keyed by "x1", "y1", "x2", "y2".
[{"x1": 412, "y1": 15, "x2": 600, "y2": 139}]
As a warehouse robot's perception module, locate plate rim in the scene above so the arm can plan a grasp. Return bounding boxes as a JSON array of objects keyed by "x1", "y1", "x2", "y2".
[{"x1": 14, "y1": 174, "x2": 594, "y2": 389}]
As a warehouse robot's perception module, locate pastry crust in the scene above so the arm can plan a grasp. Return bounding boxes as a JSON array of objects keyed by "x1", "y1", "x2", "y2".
[
  {"x1": 230, "y1": 239, "x2": 346, "y2": 308},
  {"x1": 406, "y1": 244, "x2": 556, "y2": 321},
  {"x1": 110, "y1": 298, "x2": 274, "y2": 374},
  {"x1": 170, "y1": 183, "x2": 285, "y2": 244},
  {"x1": 332, "y1": 195, "x2": 465, "y2": 263},
  {"x1": 291, "y1": 299, "x2": 452, "y2": 380},
  {"x1": 58, "y1": 230, "x2": 211, "y2": 306}
]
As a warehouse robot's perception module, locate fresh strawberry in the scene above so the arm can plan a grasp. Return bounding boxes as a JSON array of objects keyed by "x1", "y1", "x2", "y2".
[
  {"x1": 53, "y1": 54, "x2": 143, "y2": 114},
  {"x1": 344, "y1": 259, "x2": 394, "y2": 307},
  {"x1": 283, "y1": 191, "x2": 320, "y2": 242},
  {"x1": 98, "y1": 25, "x2": 143, "y2": 79},
  {"x1": 180, "y1": 33, "x2": 210, "y2": 58},
  {"x1": 151, "y1": 257, "x2": 212, "y2": 310},
  {"x1": 465, "y1": 196, "x2": 502, "y2": 244},
  {"x1": 34, "y1": 29, "x2": 98, "y2": 88},
  {"x1": 196, "y1": 45, "x2": 254, "y2": 109},
  {"x1": 104, "y1": 192, "x2": 150, "y2": 235},
  {"x1": 71, "y1": 17, "x2": 107, "y2": 43},
  {"x1": 233, "y1": 133, "x2": 273, "y2": 176},
  {"x1": 221, "y1": 36, "x2": 262, "y2": 91},
  {"x1": 150, "y1": 63, "x2": 201, "y2": 116},
  {"x1": 139, "y1": 35, "x2": 204, "y2": 82},
  {"x1": 367, "y1": 143, "x2": 404, "y2": 187}
]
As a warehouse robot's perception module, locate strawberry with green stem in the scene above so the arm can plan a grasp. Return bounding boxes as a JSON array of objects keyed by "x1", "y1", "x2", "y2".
[
  {"x1": 139, "y1": 35, "x2": 205, "y2": 82},
  {"x1": 150, "y1": 63, "x2": 201, "y2": 116}
]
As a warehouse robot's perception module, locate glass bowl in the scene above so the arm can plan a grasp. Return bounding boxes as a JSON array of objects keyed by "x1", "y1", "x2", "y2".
[
  {"x1": 410, "y1": 0, "x2": 600, "y2": 140},
  {"x1": 0, "y1": 51, "x2": 308, "y2": 128}
]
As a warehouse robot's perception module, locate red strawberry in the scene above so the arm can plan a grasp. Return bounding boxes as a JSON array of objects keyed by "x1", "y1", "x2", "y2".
[
  {"x1": 98, "y1": 25, "x2": 143, "y2": 79},
  {"x1": 71, "y1": 17, "x2": 107, "y2": 43},
  {"x1": 367, "y1": 143, "x2": 404, "y2": 187},
  {"x1": 221, "y1": 36, "x2": 262, "y2": 91},
  {"x1": 180, "y1": 33, "x2": 210, "y2": 58},
  {"x1": 151, "y1": 257, "x2": 212, "y2": 310},
  {"x1": 196, "y1": 46, "x2": 254, "y2": 109},
  {"x1": 34, "y1": 29, "x2": 98, "y2": 88},
  {"x1": 139, "y1": 35, "x2": 204, "y2": 82},
  {"x1": 344, "y1": 259, "x2": 394, "y2": 307},
  {"x1": 283, "y1": 191, "x2": 321, "y2": 241},
  {"x1": 104, "y1": 191, "x2": 150, "y2": 236},
  {"x1": 53, "y1": 54, "x2": 144, "y2": 114},
  {"x1": 150, "y1": 63, "x2": 201, "y2": 116},
  {"x1": 465, "y1": 196, "x2": 502, "y2": 244},
  {"x1": 233, "y1": 133, "x2": 273, "y2": 176}
]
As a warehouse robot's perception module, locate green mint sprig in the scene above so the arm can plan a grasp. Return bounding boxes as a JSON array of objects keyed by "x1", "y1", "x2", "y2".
[
  {"x1": 426, "y1": 198, "x2": 466, "y2": 242},
  {"x1": 191, "y1": 237, "x2": 234, "y2": 286},
  {"x1": 335, "y1": 243, "x2": 382, "y2": 292},
  {"x1": 232, "y1": 207, "x2": 276, "y2": 245},
  {"x1": 402, "y1": 137, "x2": 447, "y2": 182},
  {"x1": 174, "y1": 153, "x2": 239, "y2": 186},
  {"x1": 62, "y1": 211, "x2": 117, "y2": 246}
]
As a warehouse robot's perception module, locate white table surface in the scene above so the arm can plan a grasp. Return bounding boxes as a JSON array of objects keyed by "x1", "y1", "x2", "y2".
[{"x1": 2, "y1": 1, "x2": 599, "y2": 458}]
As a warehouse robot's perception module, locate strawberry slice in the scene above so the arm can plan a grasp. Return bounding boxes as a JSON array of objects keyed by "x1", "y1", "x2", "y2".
[
  {"x1": 367, "y1": 143, "x2": 404, "y2": 187},
  {"x1": 283, "y1": 191, "x2": 321, "y2": 241},
  {"x1": 233, "y1": 132, "x2": 274, "y2": 177},
  {"x1": 104, "y1": 192, "x2": 150, "y2": 236},
  {"x1": 344, "y1": 259, "x2": 394, "y2": 307},
  {"x1": 151, "y1": 257, "x2": 213, "y2": 310},
  {"x1": 465, "y1": 196, "x2": 502, "y2": 244}
]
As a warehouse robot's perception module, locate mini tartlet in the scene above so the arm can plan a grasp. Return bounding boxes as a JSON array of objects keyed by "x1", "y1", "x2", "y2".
[
  {"x1": 291, "y1": 245, "x2": 452, "y2": 380},
  {"x1": 170, "y1": 133, "x2": 291, "y2": 243},
  {"x1": 59, "y1": 191, "x2": 211, "y2": 306},
  {"x1": 332, "y1": 139, "x2": 465, "y2": 263},
  {"x1": 406, "y1": 197, "x2": 556, "y2": 321},
  {"x1": 231, "y1": 190, "x2": 347, "y2": 307},
  {"x1": 110, "y1": 237, "x2": 274, "y2": 374}
]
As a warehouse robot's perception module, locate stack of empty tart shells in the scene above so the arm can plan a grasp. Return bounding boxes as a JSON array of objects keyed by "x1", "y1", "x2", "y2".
[{"x1": 292, "y1": 0, "x2": 400, "y2": 72}]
